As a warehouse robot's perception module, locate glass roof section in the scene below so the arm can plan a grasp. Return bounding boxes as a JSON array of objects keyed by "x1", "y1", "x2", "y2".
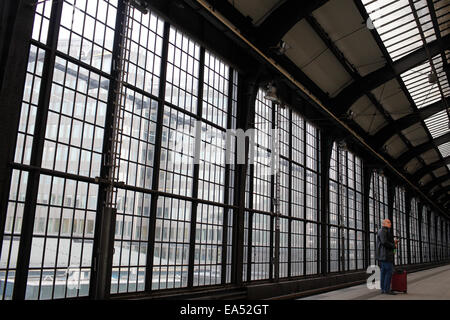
[
  {"x1": 400, "y1": 54, "x2": 450, "y2": 108},
  {"x1": 438, "y1": 141, "x2": 450, "y2": 158},
  {"x1": 362, "y1": 0, "x2": 437, "y2": 61},
  {"x1": 363, "y1": 0, "x2": 450, "y2": 171},
  {"x1": 424, "y1": 109, "x2": 450, "y2": 139}
]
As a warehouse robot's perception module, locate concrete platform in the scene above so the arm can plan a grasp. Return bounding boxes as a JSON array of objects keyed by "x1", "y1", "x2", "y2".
[{"x1": 299, "y1": 264, "x2": 450, "y2": 300}]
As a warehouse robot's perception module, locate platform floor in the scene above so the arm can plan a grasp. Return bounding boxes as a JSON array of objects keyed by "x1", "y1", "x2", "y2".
[{"x1": 299, "y1": 264, "x2": 450, "y2": 300}]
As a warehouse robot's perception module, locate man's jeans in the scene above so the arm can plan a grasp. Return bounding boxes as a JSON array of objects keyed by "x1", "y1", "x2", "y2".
[{"x1": 379, "y1": 260, "x2": 393, "y2": 293}]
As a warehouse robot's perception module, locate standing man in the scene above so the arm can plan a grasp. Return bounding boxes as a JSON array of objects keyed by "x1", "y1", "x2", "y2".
[{"x1": 376, "y1": 219, "x2": 399, "y2": 295}]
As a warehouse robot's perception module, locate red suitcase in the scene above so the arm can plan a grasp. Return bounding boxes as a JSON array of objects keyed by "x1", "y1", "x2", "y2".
[{"x1": 391, "y1": 269, "x2": 407, "y2": 293}]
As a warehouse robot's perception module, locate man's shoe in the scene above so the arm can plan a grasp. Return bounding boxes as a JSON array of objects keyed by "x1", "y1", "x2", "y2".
[{"x1": 386, "y1": 291, "x2": 397, "y2": 295}]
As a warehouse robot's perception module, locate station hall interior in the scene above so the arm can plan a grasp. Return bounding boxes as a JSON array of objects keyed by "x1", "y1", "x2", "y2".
[{"x1": 0, "y1": 0, "x2": 449, "y2": 301}]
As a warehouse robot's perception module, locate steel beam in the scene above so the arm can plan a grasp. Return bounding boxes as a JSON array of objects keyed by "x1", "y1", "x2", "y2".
[
  {"x1": 432, "y1": 185, "x2": 450, "y2": 201},
  {"x1": 373, "y1": 98, "x2": 450, "y2": 149},
  {"x1": 320, "y1": 131, "x2": 333, "y2": 275},
  {"x1": 413, "y1": 157, "x2": 450, "y2": 185},
  {"x1": 424, "y1": 172, "x2": 450, "y2": 195},
  {"x1": 257, "y1": 0, "x2": 330, "y2": 48},
  {"x1": 397, "y1": 133, "x2": 450, "y2": 168},
  {"x1": 333, "y1": 35, "x2": 450, "y2": 117}
]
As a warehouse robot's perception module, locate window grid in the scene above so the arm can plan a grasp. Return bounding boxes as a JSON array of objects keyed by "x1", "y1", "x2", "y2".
[
  {"x1": 250, "y1": 213, "x2": 271, "y2": 281},
  {"x1": 107, "y1": 5, "x2": 164, "y2": 294},
  {"x1": 111, "y1": 189, "x2": 150, "y2": 294},
  {"x1": 0, "y1": 170, "x2": 29, "y2": 300},
  {"x1": 165, "y1": 27, "x2": 200, "y2": 114},
  {"x1": 329, "y1": 143, "x2": 364, "y2": 272},
  {"x1": 125, "y1": 9, "x2": 163, "y2": 96},
  {"x1": 422, "y1": 208, "x2": 430, "y2": 263},
  {"x1": 291, "y1": 220, "x2": 304, "y2": 277},
  {"x1": 25, "y1": 175, "x2": 98, "y2": 300},
  {"x1": 4, "y1": 0, "x2": 450, "y2": 301},
  {"x1": 393, "y1": 187, "x2": 408, "y2": 265},
  {"x1": 194, "y1": 204, "x2": 223, "y2": 286},
  {"x1": 15, "y1": 45, "x2": 44, "y2": 166},
  {"x1": 409, "y1": 199, "x2": 420, "y2": 264},
  {"x1": 152, "y1": 197, "x2": 191, "y2": 290},
  {"x1": 43, "y1": 56, "x2": 109, "y2": 178},
  {"x1": 32, "y1": 0, "x2": 53, "y2": 44},
  {"x1": 58, "y1": 0, "x2": 117, "y2": 74}
]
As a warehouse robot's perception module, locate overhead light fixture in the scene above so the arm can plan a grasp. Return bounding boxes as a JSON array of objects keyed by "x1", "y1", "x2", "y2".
[
  {"x1": 347, "y1": 110, "x2": 354, "y2": 120},
  {"x1": 270, "y1": 40, "x2": 290, "y2": 55},
  {"x1": 428, "y1": 72, "x2": 438, "y2": 84},
  {"x1": 264, "y1": 83, "x2": 281, "y2": 105},
  {"x1": 337, "y1": 140, "x2": 348, "y2": 151}
]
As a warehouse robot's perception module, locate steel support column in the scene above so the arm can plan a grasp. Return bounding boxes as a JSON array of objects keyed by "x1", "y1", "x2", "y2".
[
  {"x1": 90, "y1": 0, "x2": 126, "y2": 300},
  {"x1": 320, "y1": 132, "x2": 333, "y2": 275},
  {"x1": 362, "y1": 167, "x2": 372, "y2": 269},
  {"x1": 418, "y1": 201, "x2": 424, "y2": 264},
  {"x1": 145, "y1": 21, "x2": 170, "y2": 292},
  {"x1": 0, "y1": 0, "x2": 36, "y2": 271},
  {"x1": 221, "y1": 66, "x2": 235, "y2": 285},
  {"x1": 405, "y1": 192, "x2": 412, "y2": 265},
  {"x1": 387, "y1": 180, "x2": 395, "y2": 228},
  {"x1": 231, "y1": 72, "x2": 258, "y2": 286},
  {"x1": 187, "y1": 47, "x2": 206, "y2": 288}
]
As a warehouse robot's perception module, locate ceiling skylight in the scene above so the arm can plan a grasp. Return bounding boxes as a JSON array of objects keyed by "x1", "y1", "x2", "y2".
[
  {"x1": 424, "y1": 109, "x2": 450, "y2": 139},
  {"x1": 401, "y1": 54, "x2": 450, "y2": 108},
  {"x1": 363, "y1": 0, "x2": 450, "y2": 165},
  {"x1": 362, "y1": 0, "x2": 437, "y2": 61},
  {"x1": 438, "y1": 141, "x2": 450, "y2": 158}
]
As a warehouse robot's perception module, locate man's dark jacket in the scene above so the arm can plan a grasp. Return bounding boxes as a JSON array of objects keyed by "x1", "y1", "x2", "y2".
[{"x1": 376, "y1": 227, "x2": 395, "y2": 262}]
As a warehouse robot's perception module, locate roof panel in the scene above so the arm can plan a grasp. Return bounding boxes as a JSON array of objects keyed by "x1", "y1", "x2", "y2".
[
  {"x1": 227, "y1": 0, "x2": 281, "y2": 25},
  {"x1": 312, "y1": 0, "x2": 366, "y2": 40},
  {"x1": 420, "y1": 149, "x2": 440, "y2": 164},
  {"x1": 420, "y1": 174, "x2": 433, "y2": 185},
  {"x1": 351, "y1": 96, "x2": 388, "y2": 134},
  {"x1": 283, "y1": 20, "x2": 327, "y2": 68},
  {"x1": 385, "y1": 134, "x2": 408, "y2": 158},
  {"x1": 371, "y1": 79, "x2": 412, "y2": 119},
  {"x1": 405, "y1": 157, "x2": 423, "y2": 174},
  {"x1": 301, "y1": 49, "x2": 354, "y2": 97},
  {"x1": 313, "y1": 0, "x2": 387, "y2": 77},
  {"x1": 433, "y1": 167, "x2": 447, "y2": 177},
  {"x1": 401, "y1": 123, "x2": 429, "y2": 146}
]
